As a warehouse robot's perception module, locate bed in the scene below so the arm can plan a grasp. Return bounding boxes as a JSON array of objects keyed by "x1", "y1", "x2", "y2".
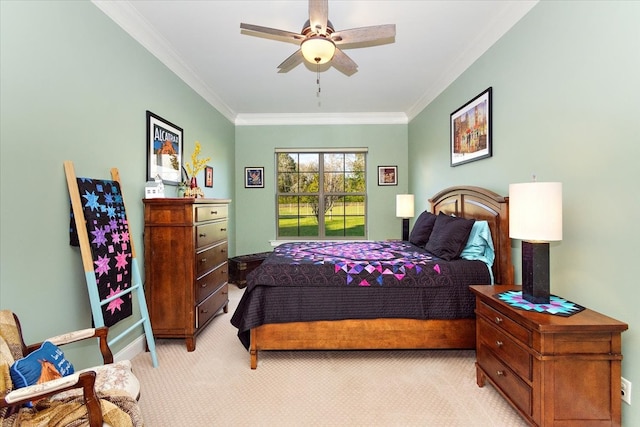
[{"x1": 231, "y1": 186, "x2": 513, "y2": 369}]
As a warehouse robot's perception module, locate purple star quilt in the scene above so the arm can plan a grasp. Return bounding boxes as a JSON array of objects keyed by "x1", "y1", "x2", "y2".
[
  {"x1": 70, "y1": 178, "x2": 133, "y2": 327},
  {"x1": 246, "y1": 241, "x2": 489, "y2": 289}
]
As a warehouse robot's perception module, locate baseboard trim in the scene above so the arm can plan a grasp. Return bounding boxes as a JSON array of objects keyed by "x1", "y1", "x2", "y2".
[{"x1": 114, "y1": 334, "x2": 146, "y2": 362}]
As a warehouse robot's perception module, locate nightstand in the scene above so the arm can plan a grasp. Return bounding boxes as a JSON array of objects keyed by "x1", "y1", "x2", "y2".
[{"x1": 470, "y1": 285, "x2": 628, "y2": 427}]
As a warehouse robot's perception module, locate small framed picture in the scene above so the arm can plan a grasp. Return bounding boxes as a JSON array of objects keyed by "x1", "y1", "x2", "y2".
[
  {"x1": 204, "y1": 165, "x2": 213, "y2": 188},
  {"x1": 146, "y1": 111, "x2": 183, "y2": 185},
  {"x1": 450, "y1": 87, "x2": 492, "y2": 167},
  {"x1": 245, "y1": 167, "x2": 264, "y2": 188},
  {"x1": 378, "y1": 166, "x2": 397, "y2": 186}
]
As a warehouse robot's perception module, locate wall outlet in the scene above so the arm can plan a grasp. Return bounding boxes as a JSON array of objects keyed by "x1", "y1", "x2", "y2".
[{"x1": 621, "y1": 377, "x2": 632, "y2": 405}]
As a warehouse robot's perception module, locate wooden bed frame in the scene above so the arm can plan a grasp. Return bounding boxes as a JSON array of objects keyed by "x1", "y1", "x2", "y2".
[{"x1": 248, "y1": 186, "x2": 513, "y2": 369}]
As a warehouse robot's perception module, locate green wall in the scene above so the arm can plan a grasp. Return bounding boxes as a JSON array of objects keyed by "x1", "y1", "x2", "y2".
[
  {"x1": 0, "y1": 1, "x2": 234, "y2": 367},
  {"x1": 234, "y1": 124, "x2": 408, "y2": 254},
  {"x1": 408, "y1": 1, "x2": 640, "y2": 425}
]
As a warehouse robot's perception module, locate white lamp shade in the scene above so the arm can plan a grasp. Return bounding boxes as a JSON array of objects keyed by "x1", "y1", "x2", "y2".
[
  {"x1": 509, "y1": 182, "x2": 562, "y2": 241},
  {"x1": 396, "y1": 194, "x2": 415, "y2": 218},
  {"x1": 301, "y1": 36, "x2": 336, "y2": 64}
]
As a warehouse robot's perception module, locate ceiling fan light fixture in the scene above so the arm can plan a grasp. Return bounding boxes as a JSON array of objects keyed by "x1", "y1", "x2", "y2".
[{"x1": 301, "y1": 36, "x2": 336, "y2": 65}]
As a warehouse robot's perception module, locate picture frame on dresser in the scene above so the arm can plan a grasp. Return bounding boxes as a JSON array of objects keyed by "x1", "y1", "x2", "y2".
[
  {"x1": 146, "y1": 111, "x2": 183, "y2": 185},
  {"x1": 450, "y1": 87, "x2": 492, "y2": 167}
]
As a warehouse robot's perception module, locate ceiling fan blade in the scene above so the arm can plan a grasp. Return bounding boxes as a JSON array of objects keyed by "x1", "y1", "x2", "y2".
[
  {"x1": 308, "y1": 0, "x2": 329, "y2": 35},
  {"x1": 240, "y1": 23, "x2": 305, "y2": 44},
  {"x1": 332, "y1": 24, "x2": 396, "y2": 46},
  {"x1": 277, "y1": 49, "x2": 304, "y2": 73},
  {"x1": 331, "y1": 48, "x2": 358, "y2": 76}
]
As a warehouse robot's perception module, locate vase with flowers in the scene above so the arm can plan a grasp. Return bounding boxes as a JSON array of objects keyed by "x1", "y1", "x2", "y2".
[{"x1": 183, "y1": 141, "x2": 210, "y2": 198}]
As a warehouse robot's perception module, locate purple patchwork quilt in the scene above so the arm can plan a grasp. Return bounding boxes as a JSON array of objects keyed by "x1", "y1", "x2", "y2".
[{"x1": 231, "y1": 241, "x2": 492, "y2": 349}]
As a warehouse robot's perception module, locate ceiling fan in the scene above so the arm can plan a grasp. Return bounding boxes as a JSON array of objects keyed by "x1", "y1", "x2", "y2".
[{"x1": 240, "y1": 0, "x2": 396, "y2": 76}]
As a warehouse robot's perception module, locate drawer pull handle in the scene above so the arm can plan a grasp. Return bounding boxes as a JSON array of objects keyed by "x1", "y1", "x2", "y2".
[
  {"x1": 211, "y1": 211, "x2": 218, "y2": 215},
  {"x1": 200, "y1": 258, "x2": 207, "y2": 263},
  {"x1": 221, "y1": 249, "x2": 227, "y2": 253},
  {"x1": 199, "y1": 233, "x2": 207, "y2": 238},
  {"x1": 201, "y1": 283, "x2": 208, "y2": 288},
  {"x1": 201, "y1": 309, "x2": 209, "y2": 314},
  {"x1": 494, "y1": 317, "x2": 503, "y2": 324},
  {"x1": 496, "y1": 370, "x2": 505, "y2": 377},
  {"x1": 220, "y1": 228, "x2": 227, "y2": 232},
  {"x1": 495, "y1": 341, "x2": 503, "y2": 348}
]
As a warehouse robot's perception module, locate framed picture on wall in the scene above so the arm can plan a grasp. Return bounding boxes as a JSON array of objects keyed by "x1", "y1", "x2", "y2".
[
  {"x1": 377, "y1": 166, "x2": 398, "y2": 186},
  {"x1": 450, "y1": 87, "x2": 492, "y2": 167},
  {"x1": 204, "y1": 165, "x2": 213, "y2": 188},
  {"x1": 245, "y1": 167, "x2": 264, "y2": 188},
  {"x1": 146, "y1": 111, "x2": 183, "y2": 185}
]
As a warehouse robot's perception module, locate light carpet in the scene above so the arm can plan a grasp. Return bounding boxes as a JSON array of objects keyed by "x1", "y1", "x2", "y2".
[{"x1": 131, "y1": 284, "x2": 527, "y2": 426}]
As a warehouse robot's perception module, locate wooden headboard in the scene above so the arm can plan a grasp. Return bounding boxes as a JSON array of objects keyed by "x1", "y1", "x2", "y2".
[{"x1": 429, "y1": 186, "x2": 514, "y2": 285}]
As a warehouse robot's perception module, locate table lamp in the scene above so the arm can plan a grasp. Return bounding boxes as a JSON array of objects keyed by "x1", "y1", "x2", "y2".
[
  {"x1": 396, "y1": 194, "x2": 415, "y2": 241},
  {"x1": 509, "y1": 181, "x2": 562, "y2": 304}
]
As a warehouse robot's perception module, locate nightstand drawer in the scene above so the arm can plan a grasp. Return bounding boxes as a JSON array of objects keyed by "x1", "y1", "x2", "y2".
[
  {"x1": 477, "y1": 301, "x2": 530, "y2": 345},
  {"x1": 478, "y1": 345, "x2": 532, "y2": 417},
  {"x1": 478, "y1": 317, "x2": 532, "y2": 381}
]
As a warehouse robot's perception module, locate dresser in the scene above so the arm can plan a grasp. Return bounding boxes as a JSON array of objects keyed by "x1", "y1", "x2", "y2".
[
  {"x1": 470, "y1": 285, "x2": 628, "y2": 427},
  {"x1": 143, "y1": 198, "x2": 231, "y2": 351}
]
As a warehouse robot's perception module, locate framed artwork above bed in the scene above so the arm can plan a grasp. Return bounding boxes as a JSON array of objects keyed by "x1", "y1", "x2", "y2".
[{"x1": 450, "y1": 87, "x2": 492, "y2": 167}]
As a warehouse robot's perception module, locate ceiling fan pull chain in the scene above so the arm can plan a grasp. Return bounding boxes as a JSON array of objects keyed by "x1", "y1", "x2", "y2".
[{"x1": 316, "y1": 64, "x2": 321, "y2": 97}]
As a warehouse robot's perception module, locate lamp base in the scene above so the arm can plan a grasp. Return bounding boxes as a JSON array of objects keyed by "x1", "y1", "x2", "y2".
[
  {"x1": 402, "y1": 218, "x2": 410, "y2": 241},
  {"x1": 522, "y1": 241, "x2": 550, "y2": 304}
]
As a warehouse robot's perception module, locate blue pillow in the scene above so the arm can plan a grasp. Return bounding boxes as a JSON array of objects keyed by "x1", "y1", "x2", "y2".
[
  {"x1": 10, "y1": 341, "x2": 75, "y2": 390},
  {"x1": 460, "y1": 220, "x2": 495, "y2": 281}
]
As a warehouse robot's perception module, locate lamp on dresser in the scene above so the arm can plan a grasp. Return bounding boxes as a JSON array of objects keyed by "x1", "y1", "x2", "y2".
[
  {"x1": 396, "y1": 194, "x2": 415, "y2": 241},
  {"x1": 509, "y1": 181, "x2": 562, "y2": 304}
]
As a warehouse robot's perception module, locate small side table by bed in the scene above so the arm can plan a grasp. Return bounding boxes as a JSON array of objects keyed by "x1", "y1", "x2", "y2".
[{"x1": 470, "y1": 284, "x2": 628, "y2": 427}]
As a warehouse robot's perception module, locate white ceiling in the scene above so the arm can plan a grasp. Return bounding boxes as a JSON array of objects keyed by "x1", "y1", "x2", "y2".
[{"x1": 93, "y1": 0, "x2": 537, "y2": 125}]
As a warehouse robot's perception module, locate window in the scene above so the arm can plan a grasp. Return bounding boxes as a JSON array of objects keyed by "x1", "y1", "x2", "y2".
[{"x1": 276, "y1": 149, "x2": 367, "y2": 239}]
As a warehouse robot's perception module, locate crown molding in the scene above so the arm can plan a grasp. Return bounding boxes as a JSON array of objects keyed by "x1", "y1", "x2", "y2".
[{"x1": 91, "y1": 0, "x2": 237, "y2": 123}]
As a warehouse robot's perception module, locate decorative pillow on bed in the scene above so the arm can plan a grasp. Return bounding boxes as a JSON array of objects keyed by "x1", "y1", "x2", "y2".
[
  {"x1": 424, "y1": 213, "x2": 475, "y2": 261},
  {"x1": 408, "y1": 211, "x2": 437, "y2": 246},
  {"x1": 10, "y1": 341, "x2": 74, "y2": 390}
]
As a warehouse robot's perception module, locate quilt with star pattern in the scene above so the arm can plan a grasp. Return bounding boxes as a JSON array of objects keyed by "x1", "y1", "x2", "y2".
[
  {"x1": 70, "y1": 178, "x2": 133, "y2": 327},
  {"x1": 231, "y1": 241, "x2": 492, "y2": 349}
]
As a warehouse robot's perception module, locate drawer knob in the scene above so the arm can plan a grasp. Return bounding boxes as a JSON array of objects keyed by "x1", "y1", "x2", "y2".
[
  {"x1": 211, "y1": 210, "x2": 218, "y2": 215},
  {"x1": 201, "y1": 283, "x2": 208, "y2": 288},
  {"x1": 199, "y1": 233, "x2": 207, "y2": 238},
  {"x1": 220, "y1": 228, "x2": 227, "y2": 232},
  {"x1": 496, "y1": 370, "x2": 505, "y2": 377},
  {"x1": 495, "y1": 340, "x2": 503, "y2": 348},
  {"x1": 200, "y1": 258, "x2": 207, "y2": 263},
  {"x1": 201, "y1": 309, "x2": 209, "y2": 314},
  {"x1": 494, "y1": 317, "x2": 503, "y2": 324},
  {"x1": 221, "y1": 249, "x2": 227, "y2": 253}
]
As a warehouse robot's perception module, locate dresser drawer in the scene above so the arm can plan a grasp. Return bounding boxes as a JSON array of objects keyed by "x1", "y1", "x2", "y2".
[
  {"x1": 196, "y1": 221, "x2": 228, "y2": 248},
  {"x1": 196, "y1": 242, "x2": 228, "y2": 278},
  {"x1": 478, "y1": 345, "x2": 532, "y2": 417},
  {"x1": 477, "y1": 301, "x2": 530, "y2": 345},
  {"x1": 478, "y1": 317, "x2": 532, "y2": 381},
  {"x1": 195, "y1": 204, "x2": 228, "y2": 222},
  {"x1": 195, "y1": 262, "x2": 228, "y2": 303},
  {"x1": 195, "y1": 284, "x2": 228, "y2": 329}
]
